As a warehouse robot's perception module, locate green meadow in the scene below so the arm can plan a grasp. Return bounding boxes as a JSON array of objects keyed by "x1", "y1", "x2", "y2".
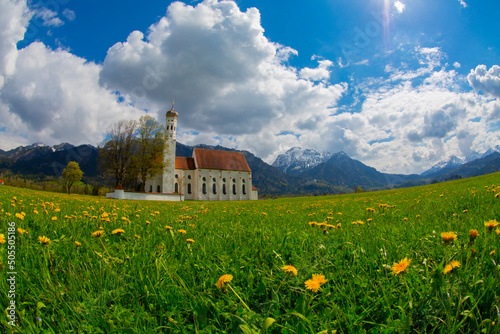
[{"x1": 1, "y1": 172, "x2": 500, "y2": 333}]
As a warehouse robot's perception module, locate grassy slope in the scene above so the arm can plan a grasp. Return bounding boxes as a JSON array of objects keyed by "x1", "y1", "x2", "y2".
[{"x1": 1, "y1": 172, "x2": 500, "y2": 333}]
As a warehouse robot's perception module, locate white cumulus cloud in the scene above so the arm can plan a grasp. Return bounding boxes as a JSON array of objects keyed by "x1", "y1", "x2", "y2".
[
  {"x1": 468, "y1": 65, "x2": 500, "y2": 99},
  {"x1": 99, "y1": 0, "x2": 347, "y2": 161},
  {"x1": 0, "y1": 0, "x2": 144, "y2": 149}
]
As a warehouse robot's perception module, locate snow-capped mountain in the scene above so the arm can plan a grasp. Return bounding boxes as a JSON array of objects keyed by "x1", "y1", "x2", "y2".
[
  {"x1": 481, "y1": 145, "x2": 500, "y2": 158},
  {"x1": 272, "y1": 147, "x2": 332, "y2": 175},
  {"x1": 421, "y1": 156, "x2": 465, "y2": 177},
  {"x1": 421, "y1": 146, "x2": 499, "y2": 177}
]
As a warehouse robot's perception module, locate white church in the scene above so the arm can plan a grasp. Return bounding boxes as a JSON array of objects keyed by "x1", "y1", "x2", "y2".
[{"x1": 142, "y1": 104, "x2": 259, "y2": 201}]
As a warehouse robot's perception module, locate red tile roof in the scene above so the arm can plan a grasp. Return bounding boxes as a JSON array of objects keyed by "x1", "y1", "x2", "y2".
[
  {"x1": 175, "y1": 157, "x2": 196, "y2": 170},
  {"x1": 193, "y1": 148, "x2": 251, "y2": 172}
]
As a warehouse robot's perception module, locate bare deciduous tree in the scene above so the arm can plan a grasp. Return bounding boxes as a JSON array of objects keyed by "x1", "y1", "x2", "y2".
[{"x1": 98, "y1": 120, "x2": 138, "y2": 188}]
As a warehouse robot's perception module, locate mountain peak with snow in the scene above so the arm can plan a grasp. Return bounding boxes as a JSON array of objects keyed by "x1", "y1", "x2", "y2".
[{"x1": 272, "y1": 147, "x2": 332, "y2": 175}]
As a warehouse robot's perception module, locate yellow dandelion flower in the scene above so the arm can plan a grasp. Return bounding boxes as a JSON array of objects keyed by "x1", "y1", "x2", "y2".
[
  {"x1": 38, "y1": 236, "x2": 51, "y2": 246},
  {"x1": 485, "y1": 220, "x2": 499, "y2": 232},
  {"x1": 51, "y1": 216, "x2": 57, "y2": 221},
  {"x1": 391, "y1": 258, "x2": 411, "y2": 276},
  {"x1": 135, "y1": 234, "x2": 140, "y2": 239},
  {"x1": 490, "y1": 250, "x2": 496, "y2": 256},
  {"x1": 91, "y1": 230, "x2": 105, "y2": 238},
  {"x1": 469, "y1": 229, "x2": 479, "y2": 242},
  {"x1": 281, "y1": 265, "x2": 298, "y2": 277},
  {"x1": 496, "y1": 228, "x2": 500, "y2": 236},
  {"x1": 178, "y1": 229, "x2": 187, "y2": 234},
  {"x1": 336, "y1": 223, "x2": 341, "y2": 229},
  {"x1": 312, "y1": 274, "x2": 328, "y2": 284},
  {"x1": 0, "y1": 234, "x2": 6, "y2": 244},
  {"x1": 441, "y1": 231, "x2": 458, "y2": 243},
  {"x1": 112, "y1": 228, "x2": 125, "y2": 235},
  {"x1": 101, "y1": 212, "x2": 109, "y2": 218},
  {"x1": 75, "y1": 241, "x2": 81, "y2": 247},
  {"x1": 186, "y1": 238, "x2": 195, "y2": 243},
  {"x1": 55, "y1": 208, "x2": 60, "y2": 213},
  {"x1": 146, "y1": 220, "x2": 151, "y2": 225},
  {"x1": 33, "y1": 210, "x2": 39, "y2": 214},
  {"x1": 165, "y1": 225, "x2": 173, "y2": 230},
  {"x1": 17, "y1": 228, "x2": 28, "y2": 235},
  {"x1": 304, "y1": 278, "x2": 321, "y2": 292},
  {"x1": 15, "y1": 213, "x2": 24, "y2": 220},
  {"x1": 443, "y1": 260, "x2": 460, "y2": 274},
  {"x1": 215, "y1": 274, "x2": 233, "y2": 289}
]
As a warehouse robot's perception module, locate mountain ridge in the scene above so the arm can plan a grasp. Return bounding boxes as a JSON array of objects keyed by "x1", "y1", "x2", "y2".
[{"x1": 1, "y1": 142, "x2": 500, "y2": 195}]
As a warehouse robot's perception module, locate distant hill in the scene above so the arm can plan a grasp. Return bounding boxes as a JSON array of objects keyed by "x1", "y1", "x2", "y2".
[
  {"x1": 0, "y1": 144, "x2": 99, "y2": 179},
  {"x1": 438, "y1": 152, "x2": 500, "y2": 181}
]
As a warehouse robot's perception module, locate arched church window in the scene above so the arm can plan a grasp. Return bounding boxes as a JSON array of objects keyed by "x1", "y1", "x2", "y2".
[
  {"x1": 233, "y1": 184, "x2": 236, "y2": 195},
  {"x1": 213, "y1": 184, "x2": 217, "y2": 195},
  {"x1": 203, "y1": 177, "x2": 206, "y2": 182},
  {"x1": 157, "y1": 185, "x2": 161, "y2": 193},
  {"x1": 242, "y1": 185, "x2": 246, "y2": 195},
  {"x1": 187, "y1": 183, "x2": 192, "y2": 194},
  {"x1": 175, "y1": 183, "x2": 179, "y2": 193},
  {"x1": 242, "y1": 179, "x2": 246, "y2": 183},
  {"x1": 223, "y1": 184, "x2": 227, "y2": 195},
  {"x1": 188, "y1": 175, "x2": 191, "y2": 179},
  {"x1": 175, "y1": 174, "x2": 178, "y2": 178},
  {"x1": 223, "y1": 178, "x2": 226, "y2": 182},
  {"x1": 149, "y1": 185, "x2": 152, "y2": 193},
  {"x1": 202, "y1": 183, "x2": 207, "y2": 195},
  {"x1": 213, "y1": 178, "x2": 216, "y2": 182}
]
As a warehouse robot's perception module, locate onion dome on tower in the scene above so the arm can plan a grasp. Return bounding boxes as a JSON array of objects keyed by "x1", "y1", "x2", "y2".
[{"x1": 166, "y1": 101, "x2": 178, "y2": 118}]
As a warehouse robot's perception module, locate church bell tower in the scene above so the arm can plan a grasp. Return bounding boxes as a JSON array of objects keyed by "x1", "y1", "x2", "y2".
[{"x1": 162, "y1": 102, "x2": 178, "y2": 194}]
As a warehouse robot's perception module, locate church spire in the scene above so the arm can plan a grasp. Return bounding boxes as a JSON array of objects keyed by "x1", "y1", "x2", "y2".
[{"x1": 166, "y1": 99, "x2": 178, "y2": 117}]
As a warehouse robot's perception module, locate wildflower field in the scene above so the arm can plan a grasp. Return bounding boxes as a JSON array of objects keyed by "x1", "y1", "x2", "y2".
[{"x1": 1, "y1": 172, "x2": 500, "y2": 333}]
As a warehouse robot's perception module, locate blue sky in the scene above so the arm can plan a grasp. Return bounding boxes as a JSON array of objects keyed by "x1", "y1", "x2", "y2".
[{"x1": 1, "y1": 0, "x2": 499, "y2": 174}]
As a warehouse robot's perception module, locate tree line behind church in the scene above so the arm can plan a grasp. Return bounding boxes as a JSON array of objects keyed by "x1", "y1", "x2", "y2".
[{"x1": 98, "y1": 116, "x2": 167, "y2": 192}]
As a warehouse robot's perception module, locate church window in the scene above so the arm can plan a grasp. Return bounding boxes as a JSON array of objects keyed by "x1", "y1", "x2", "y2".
[
  {"x1": 242, "y1": 185, "x2": 246, "y2": 195},
  {"x1": 188, "y1": 175, "x2": 191, "y2": 179},
  {"x1": 213, "y1": 178, "x2": 216, "y2": 182},
  {"x1": 242, "y1": 179, "x2": 246, "y2": 183},
  {"x1": 187, "y1": 183, "x2": 192, "y2": 194},
  {"x1": 175, "y1": 174, "x2": 178, "y2": 178},
  {"x1": 157, "y1": 185, "x2": 161, "y2": 193},
  {"x1": 233, "y1": 184, "x2": 236, "y2": 195},
  {"x1": 202, "y1": 183, "x2": 207, "y2": 194},
  {"x1": 233, "y1": 179, "x2": 236, "y2": 183},
  {"x1": 223, "y1": 178, "x2": 226, "y2": 182},
  {"x1": 149, "y1": 185, "x2": 152, "y2": 193},
  {"x1": 175, "y1": 183, "x2": 179, "y2": 193},
  {"x1": 213, "y1": 184, "x2": 217, "y2": 194},
  {"x1": 203, "y1": 177, "x2": 206, "y2": 182},
  {"x1": 223, "y1": 184, "x2": 227, "y2": 195}
]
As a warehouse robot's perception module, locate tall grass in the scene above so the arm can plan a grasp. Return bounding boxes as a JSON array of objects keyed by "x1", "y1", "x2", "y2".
[{"x1": 1, "y1": 172, "x2": 500, "y2": 333}]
